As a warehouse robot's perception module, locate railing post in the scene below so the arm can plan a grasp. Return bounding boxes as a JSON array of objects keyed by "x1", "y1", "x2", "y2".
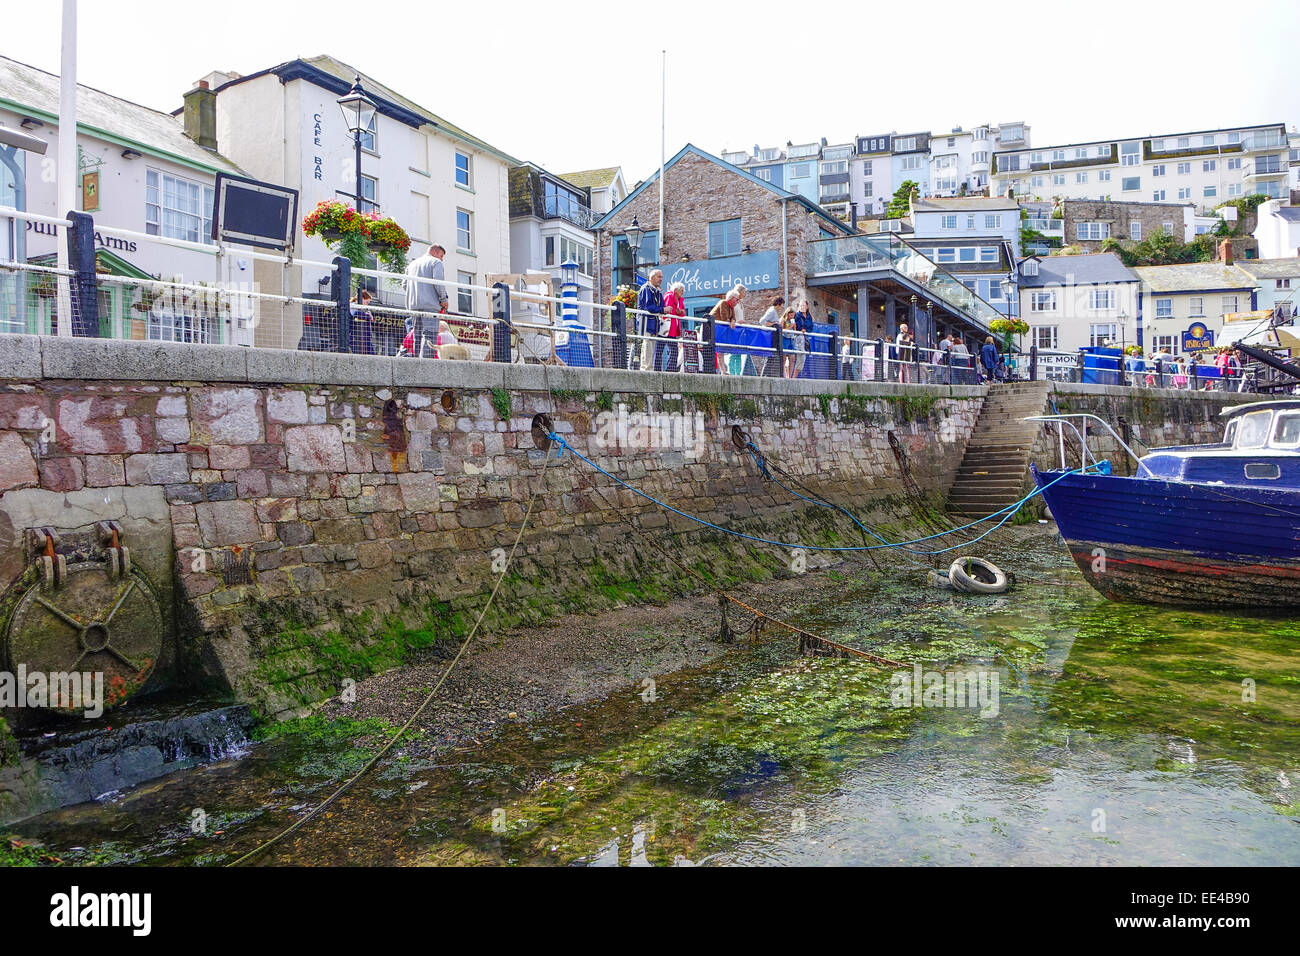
[
  {"x1": 874, "y1": 339, "x2": 885, "y2": 381},
  {"x1": 1190, "y1": 361, "x2": 1199, "y2": 390},
  {"x1": 491, "y1": 282, "x2": 513, "y2": 363},
  {"x1": 1117, "y1": 353, "x2": 1127, "y2": 387},
  {"x1": 611, "y1": 301, "x2": 628, "y2": 370},
  {"x1": 703, "y1": 313, "x2": 717, "y2": 375},
  {"x1": 66, "y1": 210, "x2": 100, "y2": 337},
  {"x1": 330, "y1": 256, "x2": 353, "y2": 353},
  {"x1": 1029, "y1": 345, "x2": 1038, "y2": 382},
  {"x1": 1155, "y1": 358, "x2": 1163, "y2": 388},
  {"x1": 829, "y1": 330, "x2": 840, "y2": 381},
  {"x1": 772, "y1": 326, "x2": 783, "y2": 378}
]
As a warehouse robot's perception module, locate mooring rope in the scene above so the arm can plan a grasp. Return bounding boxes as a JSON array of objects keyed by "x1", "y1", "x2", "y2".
[
  {"x1": 227, "y1": 445, "x2": 556, "y2": 867},
  {"x1": 548, "y1": 432, "x2": 1087, "y2": 557}
]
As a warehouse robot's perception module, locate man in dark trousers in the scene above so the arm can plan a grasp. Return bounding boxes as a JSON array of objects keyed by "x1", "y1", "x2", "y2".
[
  {"x1": 636, "y1": 269, "x2": 665, "y2": 370},
  {"x1": 980, "y1": 335, "x2": 999, "y2": 383}
]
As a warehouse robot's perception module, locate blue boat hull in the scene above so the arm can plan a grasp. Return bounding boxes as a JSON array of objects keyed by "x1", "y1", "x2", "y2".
[{"x1": 1032, "y1": 467, "x2": 1300, "y2": 608}]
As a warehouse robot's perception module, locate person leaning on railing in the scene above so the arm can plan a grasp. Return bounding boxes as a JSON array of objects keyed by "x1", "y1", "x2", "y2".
[
  {"x1": 662, "y1": 281, "x2": 687, "y2": 372},
  {"x1": 636, "y1": 270, "x2": 665, "y2": 370},
  {"x1": 710, "y1": 285, "x2": 746, "y2": 375}
]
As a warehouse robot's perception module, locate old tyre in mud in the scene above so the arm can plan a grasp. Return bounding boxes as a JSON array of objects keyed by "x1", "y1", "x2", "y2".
[
  {"x1": 4, "y1": 562, "x2": 164, "y2": 712},
  {"x1": 948, "y1": 557, "x2": 1009, "y2": 595}
]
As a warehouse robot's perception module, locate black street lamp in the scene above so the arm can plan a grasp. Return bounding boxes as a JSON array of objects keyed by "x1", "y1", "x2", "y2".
[
  {"x1": 623, "y1": 217, "x2": 644, "y2": 289},
  {"x1": 338, "y1": 76, "x2": 377, "y2": 214}
]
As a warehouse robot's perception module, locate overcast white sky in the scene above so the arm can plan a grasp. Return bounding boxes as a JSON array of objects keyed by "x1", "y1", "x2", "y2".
[{"x1": 6, "y1": 0, "x2": 1299, "y2": 186}]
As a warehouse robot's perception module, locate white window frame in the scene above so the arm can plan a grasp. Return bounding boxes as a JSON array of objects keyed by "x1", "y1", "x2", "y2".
[
  {"x1": 456, "y1": 271, "x2": 474, "y2": 314},
  {"x1": 454, "y1": 151, "x2": 472, "y2": 188},
  {"x1": 1076, "y1": 222, "x2": 1110, "y2": 241},
  {"x1": 1189, "y1": 296, "x2": 1204, "y2": 316},
  {"x1": 1090, "y1": 288, "x2": 1117, "y2": 311},
  {"x1": 1089, "y1": 323, "x2": 1118, "y2": 347},
  {"x1": 145, "y1": 169, "x2": 215, "y2": 245},
  {"x1": 456, "y1": 208, "x2": 473, "y2": 252},
  {"x1": 940, "y1": 214, "x2": 957, "y2": 230},
  {"x1": 1030, "y1": 291, "x2": 1058, "y2": 312},
  {"x1": 1155, "y1": 298, "x2": 1173, "y2": 318}
]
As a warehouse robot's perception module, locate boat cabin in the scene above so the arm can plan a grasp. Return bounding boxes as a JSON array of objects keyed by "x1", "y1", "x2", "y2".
[{"x1": 1138, "y1": 400, "x2": 1300, "y2": 486}]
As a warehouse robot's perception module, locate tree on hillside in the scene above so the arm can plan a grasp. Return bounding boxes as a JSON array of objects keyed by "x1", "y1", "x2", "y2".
[{"x1": 887, "y1": 180, "x2": 919, "y2": 219}]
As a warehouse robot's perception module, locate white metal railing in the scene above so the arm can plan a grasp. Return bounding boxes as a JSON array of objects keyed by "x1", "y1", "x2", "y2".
[{"x1": 1025, "y1": 413, "x2": 1153, "y2": 477}]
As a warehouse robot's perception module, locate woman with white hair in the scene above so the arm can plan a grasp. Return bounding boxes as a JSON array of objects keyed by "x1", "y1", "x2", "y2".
[{"x1": 709, "y1": 285, "x2": 745, "y2": 374}]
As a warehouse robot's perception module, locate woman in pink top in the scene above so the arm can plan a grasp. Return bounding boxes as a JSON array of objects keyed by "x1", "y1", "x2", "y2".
[{"x1": 663, "y1": 281, "x2": 687, "y2": 371}]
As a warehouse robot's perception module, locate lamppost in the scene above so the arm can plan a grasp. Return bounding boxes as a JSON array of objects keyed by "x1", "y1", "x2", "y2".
[
  {"x1": 338, "y1": 77, "x2": 377, "y2": 215},
  {"x1": 623, "y1": 217, "x2": 644, "y2": 368}
]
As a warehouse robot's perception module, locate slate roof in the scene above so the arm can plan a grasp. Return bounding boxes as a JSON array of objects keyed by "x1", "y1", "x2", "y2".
[
  {"x1": 1238, "y1": 257, "x2": 1300, "y2": 279},
  {"x1": 1132, "y1": 262, "x2": 1258, "y2": 292},
  {"x1": 1018, "y1": 252, "x2": 1138, "y2": 287},
  {"x1": 0, "y1": 54, "x2": 242, "y2": 173},
  {"x1": 558, "y1": 167, "x2": 621, "y2": 190},
  {"x1": 913, "y1": 196, "x2": 1019, "y2": 213},
  {"x1": 1272, "y1": 206, "x2": 1300, "y2": 223}
]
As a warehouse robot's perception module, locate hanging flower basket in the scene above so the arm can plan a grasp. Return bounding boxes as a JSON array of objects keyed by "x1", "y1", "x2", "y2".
[{"x1": 301, "y1": 200, "x2": 411, "y2": 279}]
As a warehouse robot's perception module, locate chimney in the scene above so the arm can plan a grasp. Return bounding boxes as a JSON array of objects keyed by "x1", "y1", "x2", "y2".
[
  {"x1": 183, "y1": 80, "x2": 217, "y2": 151},
  {"x1": 1218, "y1": 239, "x2": 1233, "y2": 265}
]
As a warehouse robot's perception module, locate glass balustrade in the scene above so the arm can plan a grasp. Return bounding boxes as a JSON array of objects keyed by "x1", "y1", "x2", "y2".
[{"x1": 807, "y1": 234, "x2": 1005, "y2": 328}]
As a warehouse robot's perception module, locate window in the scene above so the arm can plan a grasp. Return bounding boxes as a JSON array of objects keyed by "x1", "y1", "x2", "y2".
[
  {"x1": 1203, "y1": 135, "x2": 1216, "y2": 147},
  {"x1": 1277, "y1": 278, "x2": 1292, "y2": 289},
  {"x1": 820, "y1": 160, "x2": 848, "y2": 175},
  {"x1": 1203, "y1": 159, "x2": 1216, "y2": 172},
  {"x1": 1153, "y1": 165, "x2": 1166, "y2": 177},
  {"x1": 1032, "y1": 175, "x2": 1044, "y2": 188},
  {"x1": 972, "y1": 151, "x2": 988, "y2": 164},
  {"x1": 1076, "y1": 172, "x2": 1088, "y2": 184},
  {"x1": 1152, "y1": 189, "x2": 1165, "y2": 201},
  {"x1": 1052, "y1": 149, "x2": 1065, "y2": 161},
  {"x1": 935, "y1": 248, "x2": 956, "y2": 263},
  {"x1": 544, "y1": 236, "x2": 556, "y2": 266},
  {"x1": 1075, "y1": 148, "x2": 1088, "y2": 159},
  {"x1": 861, "y1": 160, "x2": 873, "y2": 175},
  {"x1": 1089, "y1": 323, "x2": 1117, "y2": 347},
  {"x1": 896, "y1": 136, "x2": 916, "y2": 151},
  {"x1": 1203, "y1": 185, "x2": 1217, "y2": 198},
  {"x1": 1153, "y1": 334, "x2": 1179, "y2": 356},
  {"x1": 901, "y1": 155, "x2": 922, "y2": 171},
  {"x1": 1227, "y1": 157, "x2": 1242, "y2": 170},
  {"x1": 1031, "y1": 151, "x2": 1043, "y2": 163},
  {"x1": 863, "y1": 180, "x2": 873, "y2": 196},
  {"x1": 612, "y1": 230, "x2": 658, "y2": 286},
  {"x1": 1032, "y1": 325, "x2": 1058, "y2": 350},
  {"x1": 1052, "y1": 174, "x2": 1065, "y2": 186},
  {"x1": 457, "y1": 271, "x2": 474, "y2": 314},
  {"x1": 1227, "y1": 132, "x2": 1242, "y2": 145},
  {"x1": 1176, "y1": 162, "x2": 1191, "y2": 175},
  {"x1": 1163, "y1": 221, "x2": 1175, "y2": 236},
  {"x1": 1122, "y1": 176, "x2": 1140, "y2": 191},
  {"x1": 959, "y1": 247, "x2": 977, "y2": 262},
  {"x1": 454, "y1": 152, "x2": 471, "y2": 188},
  {"x1": 708, "y1": 218, "x2": 742, "y2": 257},
  {"x1": 1030, "y1": 291, "x2": 1058, "y2": 312},
  {"x1": 1227, "y1": 183, "x2": 1243, "y2": 197},
  {"x1": 791, "y1": 163, "x2": 812, "y2": 178},
  {"x1": 1177, "y1": 137, "x2": 1189, "y2": 148},
  {"x1": 358, "y1": 175, "x2": 378, "y2": 213},
  {"x1": 755, "y1": 167, "x2": 772, "y2": 182},
  {"x1": 1120, "y1": 142, "x2": 1140, "y2": 165},
  {"x1": 1178, "y1": 187, "x2": 1191, "y2": 200},
  {"x1": 934, "y1": 155, "x2": 956, "y2": 170},
  {"x1": 358, "y1": 114, "x2": 377, "y2": 152},
  {"x1": 145, "y1": 169, "x2": 214, "y2": 244},
  {"x1": 940, "y1": 215, "x2": 958, "y2": 230},
  {"x1": 559, "y1": 236, "x2": 593, "y2": 276},
  {"x1": 982, "y1": 214, "x2": 1001, "y2": 229},
  {"x1": 1273, "y1": 413, "x2": 1300, "y2": 448},
  {"x1": 1090, "y1": 288, "x2": 1116, "y2": 310},
  {"x1": 935, "y1": 177, "x2": 959, "y2": 193},
  {"x1": 966, "y1": 215, "x2": 976, "y2": 230},
  {"x1": 1221, "y1": 295, "x2": 1238, "y2": 314},
  {"x1": 1155, "y1": 298, "x2": 1173, "y2": 318},
  {"x1": 1098, "y1": 169, "x2": 1111, "y2": 181},
  {"x1": 979, "y1": 246, "x2": 999, "y2": 262},
  {"x1": 1076, "y1": 222, "x2": 1110, "y2": 241},
  {"x1": 1189, "y1": 297, "x2": 1203, "y2": 316},
  {"x1": 456, "y1": 208, "x2": 472, "y2": 251}
]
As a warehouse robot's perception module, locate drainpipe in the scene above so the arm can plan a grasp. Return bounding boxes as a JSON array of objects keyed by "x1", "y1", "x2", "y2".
[{"x1": 778, "y1": 197, "x2": 790, "y2": 303}]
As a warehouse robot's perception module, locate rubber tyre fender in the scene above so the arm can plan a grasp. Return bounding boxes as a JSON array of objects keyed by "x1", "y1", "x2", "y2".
[{"x1": 948, "y1": 557, "x2": 1009, "y2": 594}]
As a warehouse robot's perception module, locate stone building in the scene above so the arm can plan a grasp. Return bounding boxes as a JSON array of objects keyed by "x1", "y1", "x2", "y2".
[
  {"x1": 1062, "y1": 200, "x2": 1196, "y2": 251},
  {"x1": 592, "y1": 144, "x2": 858, "y2": 328}
]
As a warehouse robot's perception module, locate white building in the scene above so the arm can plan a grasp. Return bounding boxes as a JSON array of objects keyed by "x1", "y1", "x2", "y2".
[
  {"x1": 203, "y1": 55, "x2": 518, "y2": 346},
  {"x1": 557, "y1": 167, "x2": 626, "y2": 215},
  {"x1": 0, "y1": 55, "x2": 245, "y2": 341},
  {"x1": 1017, "y1": 252, "x2": 1140, "y2": 355},
  {"x1": 508, "y1": 163, "x2": 596, "y2": 323},
  {"x1": 1239, "y1": 258, "x2": 1300, "y2": 319},
  {"x1": 993, "y1": 123, "x2": 1290, "y2": 213},
  {"x1": 851, "y1": 133, "x2": 894, "y2": 220},
  {"x1": 1254, "y1": 199, "x2": 1300, "y2": 259},
  {"x1": 907, "y1": 196, "x2": 1021, "y2": 315}
]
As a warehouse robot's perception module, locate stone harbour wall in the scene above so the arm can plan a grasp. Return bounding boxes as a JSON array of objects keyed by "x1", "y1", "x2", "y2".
[{"x1": 0, "y1": 335, "x2": 985, "y2": 717}]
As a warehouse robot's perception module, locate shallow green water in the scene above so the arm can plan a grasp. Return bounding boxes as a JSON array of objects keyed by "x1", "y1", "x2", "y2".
[{"x1": 9, "y1": 530, "x2": 1300, "y2": 866}]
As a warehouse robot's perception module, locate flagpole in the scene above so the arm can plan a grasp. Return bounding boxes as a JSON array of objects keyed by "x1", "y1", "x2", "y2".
[
  {"x1": 658, "y1": 49, "x2": 665, "y2": 256},
  {"x1": 56, "y1": 0, "x2": 77, "y2": 337}
]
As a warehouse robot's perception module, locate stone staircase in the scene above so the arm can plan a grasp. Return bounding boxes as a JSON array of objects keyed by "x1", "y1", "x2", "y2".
[{"x1": 946, "y1": 381, "x2": 1051, "y2": 517}]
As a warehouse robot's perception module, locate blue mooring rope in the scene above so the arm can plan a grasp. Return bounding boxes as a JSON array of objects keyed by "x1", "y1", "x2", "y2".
[{"x1": 546, "y1": 432, "x2": 1090, "y2": 557}]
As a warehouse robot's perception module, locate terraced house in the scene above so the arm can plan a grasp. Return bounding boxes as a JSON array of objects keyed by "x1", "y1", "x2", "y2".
[{"x1": 992, "y1": 123, "x2": 1290, "y2": 212}]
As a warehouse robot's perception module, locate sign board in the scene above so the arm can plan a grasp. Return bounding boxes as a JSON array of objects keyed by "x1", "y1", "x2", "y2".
[
  {"x1": 664, "y1": 250, "x2": 781, "y2": 298},
  {"x1": 212, "y1": 172, "x2": 299, "y2": 251},
  {"x1": 81, "y1": 171, "x2": 99, "y2": 212},
  {"x1": 1181, "y1": 321, "x2": 1215, "y2": 352}
]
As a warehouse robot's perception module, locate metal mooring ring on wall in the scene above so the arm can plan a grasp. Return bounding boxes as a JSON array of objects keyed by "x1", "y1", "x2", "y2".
[
  {"x1": 440, "y1": 389, "x2": 457, "y2": 413},
  {"x1": 532, "y1": 413, "x2": 555, "y2": 451},
  {"x1": 4, "y1": 562, "x2": 164, "y2": 712},
  {"x1": 731, "y1": 425, "x2": 751, "y2": 452}
]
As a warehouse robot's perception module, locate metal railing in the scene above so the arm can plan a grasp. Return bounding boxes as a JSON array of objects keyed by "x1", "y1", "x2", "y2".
[{"x1": 1028, "y1": 347, "x2": 1263, "y2": 392}]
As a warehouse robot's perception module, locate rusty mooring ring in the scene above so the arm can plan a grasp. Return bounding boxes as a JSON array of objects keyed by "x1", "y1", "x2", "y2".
[
  {"x1": 731, "y1": 425, "x2": 750, "y2": 452},
  {"x1": 531, "y1": 413, "x2": 555, "y2": 450}
]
